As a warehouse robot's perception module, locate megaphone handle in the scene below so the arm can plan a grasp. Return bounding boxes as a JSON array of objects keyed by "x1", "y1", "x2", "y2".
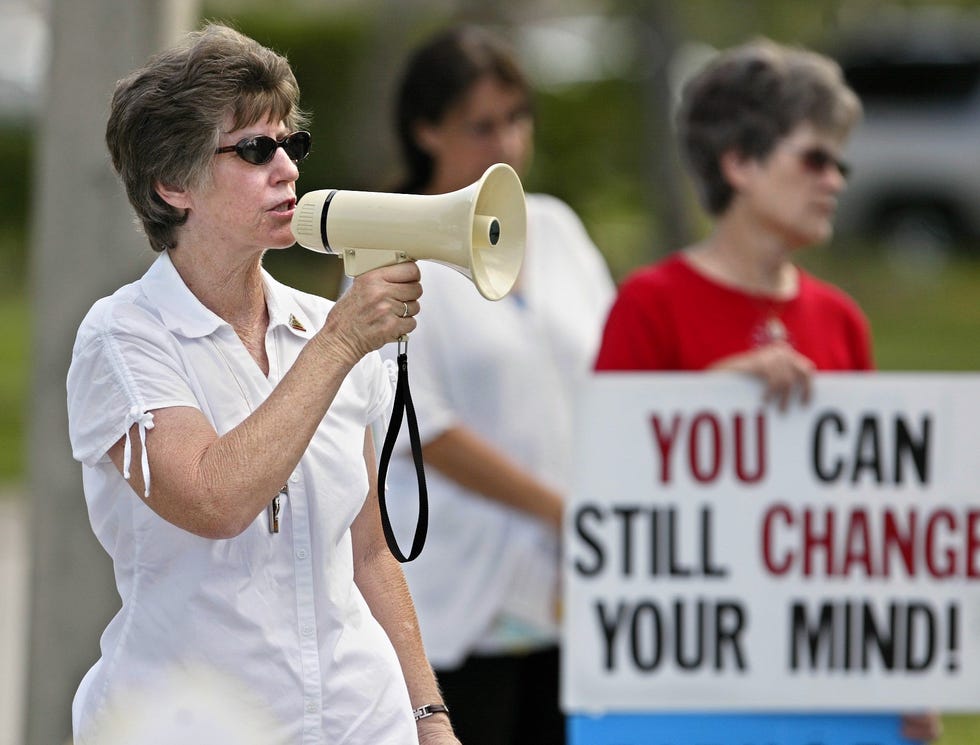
[{"x1": 376, "y1": 344, "x2": 429, "y2": 562}]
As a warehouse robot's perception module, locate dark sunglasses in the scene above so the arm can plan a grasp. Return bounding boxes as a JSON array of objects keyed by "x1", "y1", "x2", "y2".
[
  {"x1": 215, "y1": 130, "x2": 312, "y2": 165},
  {"x1": 797, "y1": 146, "x2": 850, "y2": 179}
]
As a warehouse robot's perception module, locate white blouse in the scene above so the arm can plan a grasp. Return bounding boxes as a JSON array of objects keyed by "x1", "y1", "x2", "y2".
[{"x1": 67, "y1": 251, "x2": 416, "y2": 745}]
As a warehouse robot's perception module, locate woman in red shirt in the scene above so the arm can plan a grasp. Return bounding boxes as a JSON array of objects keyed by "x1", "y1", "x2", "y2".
[
  {"x1": 596, "y1": 39, "x2": 870, "y2": 409},
  {"x1": 594, "y1": 38, "x2": 940, "y2": 741}
]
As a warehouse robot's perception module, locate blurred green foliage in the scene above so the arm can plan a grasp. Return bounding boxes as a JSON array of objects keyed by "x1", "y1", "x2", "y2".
[
  {"x1": 533, "y1": 76, "x2": 657, "y2": 280},
  {"x1": 0, "y1": 291, "x2": 26, "y2": 484},
  {"x1": 0, "y1": 126, "x2": 32, "y2": 284}
]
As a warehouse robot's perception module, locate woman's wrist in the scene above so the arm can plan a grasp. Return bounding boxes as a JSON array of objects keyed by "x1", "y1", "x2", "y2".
[
  {"x1": 415, "y1": 707, "x2": 455, "y2": 741},
  {"x1": 413, "y1": 703, "x2": 450, "y2": 722}
]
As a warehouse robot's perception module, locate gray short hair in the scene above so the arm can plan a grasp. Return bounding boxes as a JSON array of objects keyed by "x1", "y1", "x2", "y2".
[
  {"x1": 677, "y1": 38, "x2": 861, "y2": 216},
  {"x1": 105, "y1": 23, "x2": 308, "y2": 251}
]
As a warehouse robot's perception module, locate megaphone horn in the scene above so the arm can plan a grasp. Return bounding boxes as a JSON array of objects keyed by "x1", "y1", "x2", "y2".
[{"x1": 291, "y1": 163, "x2": 526, "y2": 301}]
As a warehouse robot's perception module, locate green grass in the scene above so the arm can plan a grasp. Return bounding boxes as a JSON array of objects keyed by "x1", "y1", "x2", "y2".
[
  {"x1": 940, "y1": 715, "x2": 980, "y2": 745},
  {"x1": 0, "y1": 288, "x2": 27, "y2": 487},
  {"x1": 799, "y1": 248, "x2": 980, "y2": 371}
]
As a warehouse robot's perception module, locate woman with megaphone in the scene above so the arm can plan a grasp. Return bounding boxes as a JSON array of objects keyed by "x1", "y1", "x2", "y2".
[
  {"x1": 379, "y1": 25, "x2": 616, "y2": 745},
  {"x1": 66, "y1": 23, "x2": 459, "y2": 745}
]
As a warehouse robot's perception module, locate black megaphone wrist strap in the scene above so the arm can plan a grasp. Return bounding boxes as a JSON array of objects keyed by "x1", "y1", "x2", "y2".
[{"x1": 376, "y1": 346, "x2": 428, "y2": 562}]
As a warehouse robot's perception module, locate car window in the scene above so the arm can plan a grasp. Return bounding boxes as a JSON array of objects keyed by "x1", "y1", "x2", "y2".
[{"x1": 844, "y1": 60, "x2": 980, "y2": 106}]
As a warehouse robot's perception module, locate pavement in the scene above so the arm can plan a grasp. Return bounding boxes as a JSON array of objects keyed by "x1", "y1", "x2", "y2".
[{"x1": 0, "y1": 494, "x2": 28, "y2": 745}]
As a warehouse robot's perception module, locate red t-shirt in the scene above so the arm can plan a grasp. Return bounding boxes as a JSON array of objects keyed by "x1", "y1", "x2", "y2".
[{"x1": 594, "y1": 254, "x2": 873, "y2": 372}]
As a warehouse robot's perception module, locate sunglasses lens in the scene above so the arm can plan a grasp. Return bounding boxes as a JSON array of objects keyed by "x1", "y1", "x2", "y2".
[
  {"x1": 283, "y1": 131, "x2": 312, "y2": 161},
  {"x1": 801, "y1": 148, "x2": 850, "y2": 179},
  {"x1": 239, "y1": 136, "x2": 277, "y2": 165},
  {"x1": 802, "y1": 149, "x2": 830, "y2": 171}
]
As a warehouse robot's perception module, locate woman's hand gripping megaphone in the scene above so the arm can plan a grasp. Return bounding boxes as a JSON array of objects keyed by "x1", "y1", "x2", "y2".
[{"x1": 321, "y1": 261, "x2": 421, "y2": 359}]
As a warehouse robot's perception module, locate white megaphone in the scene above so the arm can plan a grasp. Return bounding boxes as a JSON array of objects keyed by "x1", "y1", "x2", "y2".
[{"x1": 291, "y1": 163, "x2": 526, "y2": 301}]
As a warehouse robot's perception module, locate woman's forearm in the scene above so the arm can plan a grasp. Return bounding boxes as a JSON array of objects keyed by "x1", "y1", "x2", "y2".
[{"x1": 422, "y1": 425, "x2": 563, "y2": 529}]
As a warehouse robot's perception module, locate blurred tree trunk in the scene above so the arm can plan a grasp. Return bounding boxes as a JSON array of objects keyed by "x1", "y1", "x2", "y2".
[
  {"x1": 343, "y1": 0, "x2": 422, "y2": 190},
  {"x1": 25, "y1": 2, "x2": 197, "y2": 743},
  {"x1": 634, "y1": 0, "x2": 696, "y2": 256}
]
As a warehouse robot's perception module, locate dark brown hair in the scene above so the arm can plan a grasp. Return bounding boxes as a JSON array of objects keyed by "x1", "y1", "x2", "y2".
[{"x1": 394, "y1": 25, "x2": 532, "y2": 193}]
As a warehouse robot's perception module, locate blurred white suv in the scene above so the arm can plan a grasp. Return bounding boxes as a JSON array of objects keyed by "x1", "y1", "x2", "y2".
[{"x1": 831, "y1": 9, "x2": 980, "y2": 251}]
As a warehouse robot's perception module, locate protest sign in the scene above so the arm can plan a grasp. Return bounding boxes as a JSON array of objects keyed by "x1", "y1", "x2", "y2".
[{"x1": 563, "y1": 374, "x2": 980, "y2": 717}]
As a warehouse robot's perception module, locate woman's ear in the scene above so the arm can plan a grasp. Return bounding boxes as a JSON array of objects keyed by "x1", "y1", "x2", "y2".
[
  {"x1": 719, "y1": 148, "x2": 754, "y2": 192},
  {"x1": 154, "y1": 181, "x2": 191, "y2": 210},
  {"x1": 413, "y1": 121, "x2": 443, "y2": 157}
]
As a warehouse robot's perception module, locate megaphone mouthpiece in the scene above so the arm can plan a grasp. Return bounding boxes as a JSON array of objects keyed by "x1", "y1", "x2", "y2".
[
  {"x1": 291, "y1": 163, "x2": 526, "y2": 301},
  {"x1": 291, "y1": 189, "x2": 336, "y2": 253}
]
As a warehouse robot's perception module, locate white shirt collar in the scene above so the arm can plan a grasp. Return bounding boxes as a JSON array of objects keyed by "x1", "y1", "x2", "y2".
[{"x1": 142, "y1": 251, "x2": 315, "y2": 341}]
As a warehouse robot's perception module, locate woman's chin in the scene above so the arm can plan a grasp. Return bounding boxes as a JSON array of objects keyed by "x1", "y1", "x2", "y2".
[
  {"x1": 791, "y1": 220, "x2": 834, "y2": 249},
  {"x1": 267, "y1": 229, "x2": 299, "y2": 251}
]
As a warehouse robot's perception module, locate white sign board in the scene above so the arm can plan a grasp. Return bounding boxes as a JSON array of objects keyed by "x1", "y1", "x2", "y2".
[{"x1": 562, "y1": 373, "x2": 980, "y2": 713}]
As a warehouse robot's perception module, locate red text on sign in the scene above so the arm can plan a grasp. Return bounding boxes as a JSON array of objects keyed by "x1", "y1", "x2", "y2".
[
  {"x1": 651, "y1": 410, "x2": 766, "y2": 485},
  {"x1": 762, "y1": 505, "x2": 980, "y2": 579}
]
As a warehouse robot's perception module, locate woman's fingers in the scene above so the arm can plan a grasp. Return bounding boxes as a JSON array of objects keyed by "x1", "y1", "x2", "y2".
[
  {"x1": 759, "y1": 343, "x2": 815, "y2": 411},
  {"x1": 325, "y1": 263, "x2": 424, "y2": 356}
]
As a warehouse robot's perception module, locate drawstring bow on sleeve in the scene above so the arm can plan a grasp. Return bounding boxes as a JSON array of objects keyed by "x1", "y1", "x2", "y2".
[{"x1": 122, "y1": 406, "x2": 155, "y2": 498}]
